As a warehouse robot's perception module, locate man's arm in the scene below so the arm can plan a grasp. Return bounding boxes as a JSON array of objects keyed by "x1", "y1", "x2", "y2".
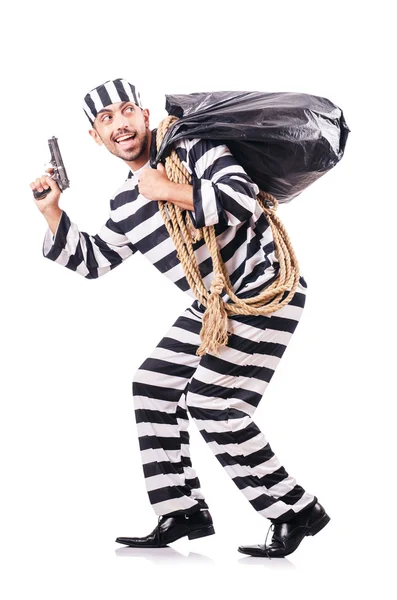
[
  {"x1": 172, "y1": 137, "x2": 259, "y2": 228},
  {"x1": 31, "y1": 171, "x2": 137, "y2": 279},
  {"x1": 44, "y1": 205, "x2": 63, "y2": 236},
  {"x1": 162, "y1": 183, "x2": 194, "y2": 211},
  {"x1": 42, "y1": 209, "x2": 137, "y2": 279}
]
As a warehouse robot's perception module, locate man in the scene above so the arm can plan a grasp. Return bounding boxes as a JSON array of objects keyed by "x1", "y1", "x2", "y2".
[{"x1": 31, "y1": 78, "x2": 330, "y2": 558}]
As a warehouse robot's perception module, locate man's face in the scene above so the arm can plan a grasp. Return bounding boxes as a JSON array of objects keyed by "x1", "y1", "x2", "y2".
[{"x1": 89, "y1": 101, "x2": 150, "y2": 163}]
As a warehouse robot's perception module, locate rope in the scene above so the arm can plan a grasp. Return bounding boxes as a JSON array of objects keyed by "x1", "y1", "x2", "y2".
[{"x1": 156, "y1": 115, "x2": 300, "y2": 357}]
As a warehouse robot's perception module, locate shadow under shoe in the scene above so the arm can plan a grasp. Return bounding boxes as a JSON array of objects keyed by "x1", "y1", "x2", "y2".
[
  {"x1": 238, "y1": 501, "x2": 330, "y2": 558},
  {"x1": 116, "y1": 509, "x2": 215, "y2": 548}
]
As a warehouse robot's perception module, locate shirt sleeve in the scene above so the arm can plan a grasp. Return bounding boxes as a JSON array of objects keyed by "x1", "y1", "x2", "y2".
[
  {"x1": 173, "y1": 137, "x2": 260, "y2": 228},
  {"x1": 42, "y1": 209, "x2": 137, "y2": 279}
]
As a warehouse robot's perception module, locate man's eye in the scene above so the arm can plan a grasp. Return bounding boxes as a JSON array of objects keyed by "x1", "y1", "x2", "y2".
[
  {"x1": 126, "y1": 106, "x2": 134, "y2": 112},
  {"x1": 102, "y1": 115, "x2": 111, "y2": 122}
]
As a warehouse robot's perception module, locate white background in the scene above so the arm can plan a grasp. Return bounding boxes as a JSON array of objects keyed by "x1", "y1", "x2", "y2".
[{"x1": 1, "y1": 0, "x2": 395, "y2": 598}]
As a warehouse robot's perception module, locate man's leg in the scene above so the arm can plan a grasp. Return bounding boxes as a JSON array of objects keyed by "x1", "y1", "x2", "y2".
[
  {"x1": 175, "y1": 390, "x2": 209, "y2": 509},
  {"x1": 132, "y1": 302, "x2": 209, "y2": 518},
  {"x1": 185, "y1": 278, "x2": 317, "y2": 523}
]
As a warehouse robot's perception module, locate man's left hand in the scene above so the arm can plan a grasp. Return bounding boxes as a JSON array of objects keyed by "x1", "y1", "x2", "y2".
[{"x1": 138, "y1": 163, "x2": 172, "y2": 201}]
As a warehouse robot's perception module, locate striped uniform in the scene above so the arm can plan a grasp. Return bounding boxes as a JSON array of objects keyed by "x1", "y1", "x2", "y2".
[{"x1": 42, "y1": 134, "x2": 317, "y2": 523}]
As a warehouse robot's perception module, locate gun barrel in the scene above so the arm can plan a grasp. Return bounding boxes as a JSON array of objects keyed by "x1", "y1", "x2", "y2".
[{"x1": 48, "y1": 136, "x2": 70, "y2": 191}]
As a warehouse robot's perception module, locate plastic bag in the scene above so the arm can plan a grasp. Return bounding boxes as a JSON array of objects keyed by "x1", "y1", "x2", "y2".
[{"x1": 154, "y1": 90, "x2": 351, "y2": 203}]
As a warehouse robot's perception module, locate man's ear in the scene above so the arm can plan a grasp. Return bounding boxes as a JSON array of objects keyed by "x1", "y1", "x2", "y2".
[
  {"x1": 89, "y1": 127, "x2": 103, "y2": 146},
  {"x1": 143, "y1": 108, "x2": 150, "y2": 128}
]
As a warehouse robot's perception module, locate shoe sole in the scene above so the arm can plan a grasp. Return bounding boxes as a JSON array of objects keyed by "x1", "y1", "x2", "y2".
[
  {"x1": 116, "y1": 525, "x2": 216, "y2": 547},
  {"x1": 187, "y1": 524, "x2": 216, "y2": 540}
]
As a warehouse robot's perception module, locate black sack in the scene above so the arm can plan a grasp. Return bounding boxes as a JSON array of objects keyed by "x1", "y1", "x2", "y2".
[{"x1": 153, "y1": 90, "x2": 351, "y2": 204}]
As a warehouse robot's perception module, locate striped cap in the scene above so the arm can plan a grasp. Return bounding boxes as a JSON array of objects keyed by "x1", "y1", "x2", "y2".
[{"x1": 83, "y1": 78, "x2": 143, "y2": 125}]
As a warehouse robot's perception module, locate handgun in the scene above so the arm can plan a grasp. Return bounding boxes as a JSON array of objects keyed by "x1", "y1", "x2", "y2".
[{"x1": 33, "y1": 136, "x2": 70, "y2": 200}]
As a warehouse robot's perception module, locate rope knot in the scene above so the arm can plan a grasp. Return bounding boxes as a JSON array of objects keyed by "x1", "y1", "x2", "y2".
[
  {"x1": 196, "y1": 273, "x2": 228, "y2": 357},
  {"x1": 210, "y1": 274, "x2": 225, "y2": 295}
]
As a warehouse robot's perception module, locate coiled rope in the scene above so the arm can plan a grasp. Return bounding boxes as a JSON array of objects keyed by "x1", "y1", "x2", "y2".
[{"x1": 156, "y1": 115, "x2": 301, "y2": 357}]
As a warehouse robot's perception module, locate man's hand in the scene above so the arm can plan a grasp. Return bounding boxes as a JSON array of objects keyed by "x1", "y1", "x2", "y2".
[
  {"x1": 137, "y1": 163, "x2": 172, "y2": 201},
  {"x1": 30, "y1": 168, "x2": 61, "y2": 214},
  {"x1": 138, "y1": 163, "x2": 195, "y2": 211},
  {"x1": 30, "y1": 167, "x2": 63, "y2": 236}
]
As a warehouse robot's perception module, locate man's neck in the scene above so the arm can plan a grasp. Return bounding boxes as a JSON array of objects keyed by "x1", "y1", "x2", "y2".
[{"x1": 123, "y1": 129, "x2": 152, "y2": 171}]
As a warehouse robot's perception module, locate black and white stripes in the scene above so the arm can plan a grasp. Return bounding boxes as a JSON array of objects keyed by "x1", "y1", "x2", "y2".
[{"x1": 83, "y1": 78, "x2": 143, "y2": 125}]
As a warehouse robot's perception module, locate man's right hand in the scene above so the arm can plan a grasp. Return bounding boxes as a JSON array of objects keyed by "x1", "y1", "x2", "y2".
[
  {"x1": 31, "y1": 168, "x2": 63, "y2": 236},
  {"x1": 30, "y1": 169, "x2": 61, "y2": 214}
]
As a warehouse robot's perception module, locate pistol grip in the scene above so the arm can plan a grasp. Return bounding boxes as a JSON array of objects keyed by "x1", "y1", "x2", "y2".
[{"x1": 33, "y1": 188, "x2": 51, "y2": 200}]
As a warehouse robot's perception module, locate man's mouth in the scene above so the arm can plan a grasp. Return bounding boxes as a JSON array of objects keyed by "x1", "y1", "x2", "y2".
[{"x1": 114, "y1": 133, "x2": 137, "y2": 149}]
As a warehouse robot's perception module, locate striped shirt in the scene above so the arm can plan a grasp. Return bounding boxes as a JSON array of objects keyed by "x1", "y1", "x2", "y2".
[{"x1": 42, "y1": 134, "x2": 281, "y2": 304}]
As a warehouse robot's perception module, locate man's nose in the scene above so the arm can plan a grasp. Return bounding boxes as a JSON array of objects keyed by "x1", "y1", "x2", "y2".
[{"x1": 114, "y1": 112, "x2": 130, "y2": 130}]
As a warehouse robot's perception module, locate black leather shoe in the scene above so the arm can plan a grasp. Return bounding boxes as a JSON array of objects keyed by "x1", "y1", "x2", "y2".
[
  {"x1": 238, "y1": 501, "x2": 330, "y2": 558},
  {"x1": 116, "y1": 509, "x2": 215, "y2": 547}
]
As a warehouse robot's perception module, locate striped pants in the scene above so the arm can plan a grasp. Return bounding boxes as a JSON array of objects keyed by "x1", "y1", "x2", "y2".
[{"x1": 132, "y1": 276, "x2": 317, "y2": 524}]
